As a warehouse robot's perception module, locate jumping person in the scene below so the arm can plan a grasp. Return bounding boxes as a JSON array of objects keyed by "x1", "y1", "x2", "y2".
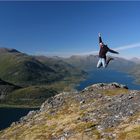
[{"x1": 97, "y1": 33, "x2": 119, "y2": 68}]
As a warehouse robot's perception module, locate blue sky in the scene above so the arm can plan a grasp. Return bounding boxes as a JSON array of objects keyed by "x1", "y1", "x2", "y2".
[{"x1": 0, "y1": 1, "x2": 140, "y2": 58}]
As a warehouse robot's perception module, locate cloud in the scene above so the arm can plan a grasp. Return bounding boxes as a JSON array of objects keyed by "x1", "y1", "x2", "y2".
[
  {"x1": 77, "y1": 43, "x2": 140, "y2": 55},
  {"x1": 114, "y1": 43, "x2": 140, "y2": 51},
  {"x1": 79, "y1": 43, "x2": 140, "y2": 56}
]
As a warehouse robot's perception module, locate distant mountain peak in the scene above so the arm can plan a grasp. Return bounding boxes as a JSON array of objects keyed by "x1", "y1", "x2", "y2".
[
  {"x1": 130, "y1": 57, "x2": 140, "y2": 64},
  {"x1": 0, "y1": 48, "x2": 20, "y2": 53}
]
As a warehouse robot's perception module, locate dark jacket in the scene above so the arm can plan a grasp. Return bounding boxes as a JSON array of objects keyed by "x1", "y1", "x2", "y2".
[{"x1": 99, "y1": 36, "x2": 118, "y2": 59}]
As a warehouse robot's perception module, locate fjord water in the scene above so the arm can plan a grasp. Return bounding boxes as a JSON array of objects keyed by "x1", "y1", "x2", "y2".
[
  {"x1": 0, "y1": 108, "x2": 38, "y2": 130},
  {"x1": 76, "y1": 69, "x2": 140, "y2": 91}
]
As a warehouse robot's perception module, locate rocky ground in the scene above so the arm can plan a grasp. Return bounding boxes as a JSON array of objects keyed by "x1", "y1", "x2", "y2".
[{"x1": 0, "y1": 82, "x2": 140, "y2": 140}]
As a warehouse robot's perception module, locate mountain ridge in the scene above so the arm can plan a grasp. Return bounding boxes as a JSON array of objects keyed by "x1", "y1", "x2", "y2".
[
  {"x1": 1, "y1": 47, "x2": 140, "y2": 108},
  {"x1": 0, "y1": 47, "x2": 85, "y2": 86},
  {"x1": 0, "y1": 47, "x2": 87, "y2": 107},
  {"x1": 0, "y1": 48, "x2": 21, "y2": 54}
]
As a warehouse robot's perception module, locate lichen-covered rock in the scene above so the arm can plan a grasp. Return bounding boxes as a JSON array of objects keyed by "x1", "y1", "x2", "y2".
[
  {"x1": 84, "y1": 82, "x2": 128, "y2": 91},
  {"x1": 0, "y1": 82, "x2": 140, "y2": 140}
]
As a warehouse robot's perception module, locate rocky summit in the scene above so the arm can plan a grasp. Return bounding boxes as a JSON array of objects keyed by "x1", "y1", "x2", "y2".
[{"x1": 0, "y1": 82, "x2": 140, "y2": 140}]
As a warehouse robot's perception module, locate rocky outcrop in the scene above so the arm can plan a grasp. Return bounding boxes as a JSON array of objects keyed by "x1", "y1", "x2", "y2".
[
  {"x1": 0, "y1": 82, "x2": 140, "y2": 140},
  {"x1": 84, "y1": 82, "x2": 128, "y2": 90}
]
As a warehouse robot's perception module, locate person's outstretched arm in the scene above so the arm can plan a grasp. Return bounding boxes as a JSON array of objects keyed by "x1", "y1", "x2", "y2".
[
  {"x1": 109, "y1": 49, "x2": 119, "y2": 54},
  {"x1": 99, "y1": 33, "x2": 103, "y2": 48},
  {"x1": 99, "y1": 33, "x2": 103, "y2": 44}
]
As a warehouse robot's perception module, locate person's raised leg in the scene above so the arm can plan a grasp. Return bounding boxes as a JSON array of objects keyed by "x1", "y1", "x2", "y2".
[{"x1": 106, "y1": 57, "x2": 114, "y2": 67}]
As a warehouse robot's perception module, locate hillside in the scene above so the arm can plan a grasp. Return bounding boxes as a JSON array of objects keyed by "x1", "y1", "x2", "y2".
[
  {"x1": 0, "y1": 48, "x2": 55, "y2": 86},
  {"x1": 129, "y1": 64, "x2": 140, "y2": 84},
  {"x1": 0, "y1": 77, "x2": 58, "y2": 107},
  {"x1": 0, "y1": 48, "x2": 85, "y2": 86},
  {"x1": 1, "y1": 83, "x2": 140, "y2": 140},
  {"x1": 128, "y1": 57, "x2": 140, "y2": 84},
  {"x1": 35, "y1": 55, "x2": 86, "y2": 83},
  {"x1": 64, "y1": 55, "x2": 98, "y2": 71},
  {"x1": 130, "y1": 57, "x2": 140, "y2": 64},
  {"x1": 0, "y1": 78, "x2": 21, "y2": 100},
  {"x1": 0, "y1": 86, "x2": 58, "y2": 108},
  {"x1": 0, "y1": 48, "x2": 87, "y2": 107}
]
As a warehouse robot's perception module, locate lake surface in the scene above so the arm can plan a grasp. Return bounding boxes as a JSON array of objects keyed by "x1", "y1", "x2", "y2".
[
  {"x1": 76, "y1": 69, "x2": 140, "y2": 91},
  {"x1": 0, "y1": 107, "x2": 38, "y2": 130}
]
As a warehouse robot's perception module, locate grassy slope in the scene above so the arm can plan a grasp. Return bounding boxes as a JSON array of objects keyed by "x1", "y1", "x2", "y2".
[
  {"x1": 0, "y1": 49, "x2": 87, "y2": 107},
  {"x1": 1, "y1": 88, "x2": 139, "y2": 140},
  {"x1": 35, "y1": 56, "x2": 87, "y2": 78},
  {"x1": 3, "y1": 86, "x2": 58, "y2": 107},
  {"x1": 0, "y1": 51, "x2": 86, "y2": 86},
  {"x1": 116, "y1": 113, "x2": 140, "y2": 140},
  {"x1": 0, "y1": 52, "x2": 57, "y2": 86}
]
